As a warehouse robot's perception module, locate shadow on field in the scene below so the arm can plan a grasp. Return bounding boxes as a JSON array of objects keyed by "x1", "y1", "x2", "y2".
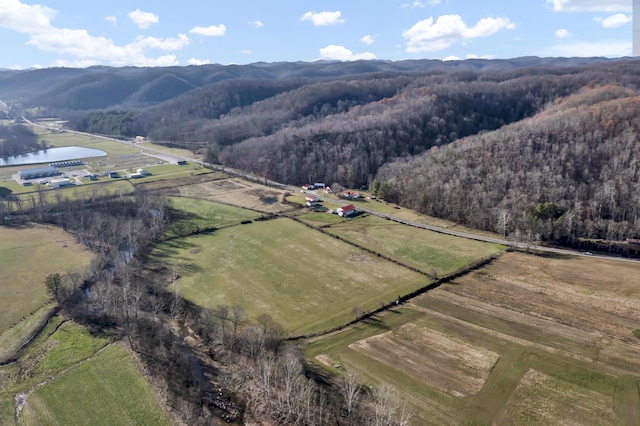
[
  {"x1": 0, "y1": 187, "x2": 13, "y2": 198},
  {"x1": 362, "y1": 316, "x2": 391, "y2": 331},
  {"x1": 531, "y1": 251, "x2": 576, "y2": 260}
]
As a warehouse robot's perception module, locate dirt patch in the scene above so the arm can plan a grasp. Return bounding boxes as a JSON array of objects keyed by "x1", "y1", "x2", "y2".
[
  {"x1": 347, "y1": 253, "x2": 374, "y2": 264},
  {"x1": 494, "y1": 369, "x2": 615, "y2": 425},
  {"x1": 189, "y1": 249, "x2": 200, "y2": 254},
  {"x1": 349, "y1": 323, "x2": 500, "y2": 397},
  {"x1": 416, "y1": 252, "x2": 640, "y2": 375}
]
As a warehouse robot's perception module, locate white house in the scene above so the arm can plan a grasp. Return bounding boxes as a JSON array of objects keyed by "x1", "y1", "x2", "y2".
[{"x1": 336, "y1": 204, "x2": 357, "y2": 217}]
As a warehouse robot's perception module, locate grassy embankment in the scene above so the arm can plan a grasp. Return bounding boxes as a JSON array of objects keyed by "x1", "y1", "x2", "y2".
[
  {"x1": 0, "y1": 225, "x2": 93, "y2": 335},
  {"x1": 0, "y1": 317, "x2": 171, "y2": 425}
]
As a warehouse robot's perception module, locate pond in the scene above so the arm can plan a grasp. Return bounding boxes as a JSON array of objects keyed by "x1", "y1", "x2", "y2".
[{"x1": 0, "y1": 146, "x2": 107, "y2": 166}]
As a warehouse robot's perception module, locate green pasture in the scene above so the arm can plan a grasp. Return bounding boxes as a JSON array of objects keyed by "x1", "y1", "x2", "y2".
[
  {"x1": 21, "y1": 343, "x2": 171, "y2": 426},
  {"x1": 324, "y1": 214, "x2": 504, "y2": 276},
  {"x1": 12, "y1": 180, "x2": 135, "y2": 204},
  {"x1": 0, "y1": 304, "x2": 54, "y2": 364},
  {"x1": 128, "y1": 162, "x2": 211, "y2": 184},
  {"x1": 151, "y1": 217, "x2": 429, "y2": 335},
  {"x1": 0, "y1": 224, "x2": 94, "y2": 334},
  {"x1": 166, "y1": 196, "x2": 262, "y2": 237},
  {"x1": 0, "y1": 317, "x2": 170, "y2": 426}
]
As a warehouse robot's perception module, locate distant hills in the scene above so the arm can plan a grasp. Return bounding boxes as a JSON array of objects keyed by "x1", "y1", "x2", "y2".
[
  {"x1": 2, "y1": 56, "x2": 639, "y2": 246},
  {"x1": 0, "y1": 57, "x2": 618, "y2": 112}
]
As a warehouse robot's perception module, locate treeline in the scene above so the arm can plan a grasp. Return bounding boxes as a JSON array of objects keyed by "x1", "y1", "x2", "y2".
[
  {"x1": 212, "y1": 64, "x2": 634, "y2": 187},
  {"x1": 3, "y1": 191, "x2": 414, "y2": 425},
  {"x1": 74, "y1": 111, "x2": 139, "y2": 138},
  {"x1": 0, "y1": 124, "x2": 41, "y2": 157},
  {"x1": 375, "y1": 85, "x2": 640, "y2": 248}
]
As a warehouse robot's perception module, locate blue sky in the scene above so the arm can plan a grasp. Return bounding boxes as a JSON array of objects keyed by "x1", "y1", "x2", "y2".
[{"x1": 0, "y1": 0, "x2": 634, "y2": 69}]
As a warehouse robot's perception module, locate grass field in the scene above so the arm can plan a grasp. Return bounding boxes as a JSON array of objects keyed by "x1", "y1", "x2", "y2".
[
  {"x1": 166, "y1": 196, "x2": 262, "y2": 237},
  {"x1": 0, "y1": 224, "x2": 94, "y2": 333},
  {"x1": 151, "y1": 217, "x2": 429, "y2": 335},
  {"x1": 21, "y1": 343, "x2": 171, "y2": 426},
  {"x1": 304, "y1": 251, "x2": 640, "y2": 425},
  {"x1": 0, "y1": 318, "x2": 171, "y2": 426},
  {"x1": 178, "y1": 178, "x2": 297, "y2": 214},
  {"x1": 324, "y1": 214, "x2": 504, "y2": 276}
]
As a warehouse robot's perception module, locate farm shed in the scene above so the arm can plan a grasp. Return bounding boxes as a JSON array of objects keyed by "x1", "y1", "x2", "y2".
[
  {"x1": 18, "y1": 166, "x2": 59, "y2": 180},
  {"x1": 49, "y1": 178, "x2": 73, "y2": 188}
]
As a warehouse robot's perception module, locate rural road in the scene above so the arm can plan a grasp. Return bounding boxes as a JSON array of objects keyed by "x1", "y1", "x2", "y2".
[{"x1": 22, "y1": 117, "x2": 640, "y2": 265}]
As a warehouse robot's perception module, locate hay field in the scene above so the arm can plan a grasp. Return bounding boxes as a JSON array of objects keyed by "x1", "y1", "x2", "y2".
[
  {"x1": 0, "y1": 318, "x2": 170, "y2": 425},
  {"x1": 325, "y1": 214, "x2": 503, "y2": 276},
  {"x1": 151, "y1": 217, "x2": 429, "y2": 335},
  {"x1": 0, "y1": 224, "x2": 94, "y2": 333},
  {"x1": 177, "y1": 178, "x2": 297, "y2": 214},
  {"x1": 306, "y1": 251, "x2": 640, "y2": 425}
]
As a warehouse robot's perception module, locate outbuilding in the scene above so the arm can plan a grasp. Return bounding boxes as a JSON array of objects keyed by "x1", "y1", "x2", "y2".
[
  {"x1": 18, "y1": 166, "x2": 59, "y2": 180},
  {"x1": 49, "y1": 178, "x2": 73, "y2": 188},
  {"x1": 336, "y1": 204, "x2": 357, "y2": 217}
]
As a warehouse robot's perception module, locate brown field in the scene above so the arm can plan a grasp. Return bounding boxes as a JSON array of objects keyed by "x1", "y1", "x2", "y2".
[
  {"x1": 349, "y1": 323, "x2": 500, "y2": 397},
  {"x1": 494, "y1": 369, "x2": 616, "y2": 425},
  {"x1": 177, "y1": 177, "x2": 297, "y2": 213},
  {"x1": 307, "y1": 251, "x2": 640, "y2": 425}
]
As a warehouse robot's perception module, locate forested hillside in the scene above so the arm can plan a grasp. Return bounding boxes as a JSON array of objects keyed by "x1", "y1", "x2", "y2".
[
  {"x1": 375, "y1": 84, "x2": 640, "y2": 247},
  {"x1": 3, "y1": 57, "x2": 640, "y2": 245}
]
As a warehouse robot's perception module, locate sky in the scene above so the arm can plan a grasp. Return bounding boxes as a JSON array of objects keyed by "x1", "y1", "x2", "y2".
[{"x1": 0, "y1": 0, "x2": 635, "y2": 69}]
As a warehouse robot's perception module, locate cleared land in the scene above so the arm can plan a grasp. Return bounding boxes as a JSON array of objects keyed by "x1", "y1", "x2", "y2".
[
  {"x1": 349, "y1": 323, "x2": 500, "y2": 398},
  {"x1": 20, "y1": 343, "x2": 171, "y2": 426},
  {"x1": 494, "y1": 369, "x2": 616, "y2": 426},
  {"x1": 0, "y1": 224, "x2": 94, "y2": 333},
  {"x1": 306, "y1": 251, "x2": 640, "y2": 425},
  {"x1": 324, "y1": 214, "x2": 503, "y2": 276},
  {"x1": 177, "y1": 178, "x2": 297, "y2": 214},
  {"x1": 151, "y1": 217, "x2": 429, "y2": 335},
  {"x1": 0, "y1": 318, "x2": 170, "y2": 425},
  {"x1": 166, "y1": 196, "x2": 262, "y2": 237}
]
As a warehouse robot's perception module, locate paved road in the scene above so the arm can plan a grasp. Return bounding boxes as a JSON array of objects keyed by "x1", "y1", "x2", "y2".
[{"x1": 23, "y1": 117, "x2": 640, "y2": 264}]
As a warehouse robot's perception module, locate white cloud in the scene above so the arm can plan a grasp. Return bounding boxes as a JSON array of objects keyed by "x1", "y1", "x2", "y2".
[
  {"x1": 301, "y1": 11, "x2": 344, "y2": 26},
  {"x1": 0, "y1": 0, "x2": 190, "y2": 67},
  {"x1": 403, "y1": 0, "x2": 441, "y2": 7},
  {"x1": 555, "y1": 28, "x2": 571, "y2": 38},
  {"x1": 361, "y1": 35, "x2": 375, "y2": 45},
  {"x1": 189, "y1": 24, "x2": 226, "y2": 36},
  {"x1": 133, "y1": 34, "x2": 190, "y2": 50},
  {"x1": 319, "y1": 45, "x2": 376, "y2": 61},
  {"x1": 546, "y1": 0, "x2": 631, "y2": 13},
  {"x1": 188, "y1": 58, "x2": 210, "y2": 66},
  {"x1": 402, "y1": 15, "x2": 515, "y2": 52},
  {"x1": 105, "y1": 15, "x2": 117, "y2": 26},
  {"x1": 443, "y1": 55, "x2": 460, "y2": 61},
  {"x1": 548, "y1": 40, "x2": 632, "y2": 57},
  {"x1": 54, "y1": 59, "x2": 98, "y2": 68},
  {"x1": 128, "y1": 9, "x2": 158, "y2": 30},
  {"x1": 249, "y1": 20, "x2": 264, "y2": 28},
  {"x1": 0, "y1": 0, "x2": 56, "y2": 33},
  {"x1": 594, "y1": 13, "x2": 632, "y2": 28},
  {"x1": 239, "y1": 49, "x2": 252, "y2": 54}
]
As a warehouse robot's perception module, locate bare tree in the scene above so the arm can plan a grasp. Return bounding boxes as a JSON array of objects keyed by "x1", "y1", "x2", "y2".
[
  {"x1": 496, "y1": 208, "x2": 513, "y2": 239},
  {"x1": 339, "y1": 372, "x2": 362, "y2": 425}
]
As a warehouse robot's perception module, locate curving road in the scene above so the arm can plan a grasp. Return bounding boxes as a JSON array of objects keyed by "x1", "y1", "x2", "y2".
[{"x1": 22, "y1": 116, "x2": 640, "y2": 264}]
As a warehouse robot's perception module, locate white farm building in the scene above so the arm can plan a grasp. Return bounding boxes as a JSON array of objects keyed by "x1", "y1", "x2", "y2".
[
  {"x1": 18, "y1": 166, "x2": 59, "y2": 180},
  {"x1": 49, "y1": 178, "x2": 73, "y2": 188}
]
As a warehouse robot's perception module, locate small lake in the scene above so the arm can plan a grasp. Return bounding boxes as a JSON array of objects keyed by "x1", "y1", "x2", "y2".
[{"x1": 0, "y1": 146, "x2": 107, "y2": 166}]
